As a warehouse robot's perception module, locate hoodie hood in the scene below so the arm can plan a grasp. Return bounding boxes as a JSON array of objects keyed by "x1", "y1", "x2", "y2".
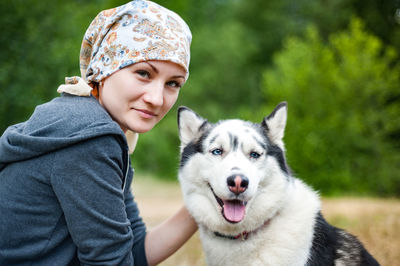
[{"x1": 0, "y1": 94, "x2": 126, "y2": 171}]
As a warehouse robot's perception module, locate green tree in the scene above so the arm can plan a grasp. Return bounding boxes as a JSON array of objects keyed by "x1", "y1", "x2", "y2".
[
  {"x1": 0, "y1": 0, "x2": 108, "y2": 132},
  {"x1": 351, "y1": 0, "x2": 400, "y2": 52},
  {"x1": 261, "y1": 18, "x2": 400, "y2": 196}
]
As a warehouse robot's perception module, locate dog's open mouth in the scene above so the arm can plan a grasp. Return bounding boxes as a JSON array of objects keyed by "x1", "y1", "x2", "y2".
[{"x1": 209, "y1": 184, "x2": 247, "y2": 223}]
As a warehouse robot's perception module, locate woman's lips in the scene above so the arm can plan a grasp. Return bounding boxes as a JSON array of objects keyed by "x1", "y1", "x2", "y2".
[{"x1": 135, "y1": 108, "x2": 157, "y2": 119}]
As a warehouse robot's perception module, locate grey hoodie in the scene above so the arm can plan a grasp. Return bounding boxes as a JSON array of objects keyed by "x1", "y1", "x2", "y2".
[{"x1": 0, "y1": 94, "x2": 147, "y2": 265}]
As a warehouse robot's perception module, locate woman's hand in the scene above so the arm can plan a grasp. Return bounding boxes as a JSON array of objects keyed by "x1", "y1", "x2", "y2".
[{"x1": 144, "y1": 206, "x2": 198, "y2": 266}]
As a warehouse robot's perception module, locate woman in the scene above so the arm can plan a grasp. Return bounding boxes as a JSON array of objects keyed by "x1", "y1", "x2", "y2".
[{"x1": 0, "y1": 1, "x2": 197, "y2": 265}]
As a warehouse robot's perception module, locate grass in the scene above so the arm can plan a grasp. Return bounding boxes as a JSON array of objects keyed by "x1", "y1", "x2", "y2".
[{"x1": 132, "y1": 175, "x2": 400, "y2": 266}]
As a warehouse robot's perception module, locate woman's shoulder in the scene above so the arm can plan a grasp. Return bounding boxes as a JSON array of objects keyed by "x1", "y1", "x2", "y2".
[
  {"x1": 27, "y1": 94, "x2": 123, "y2": 139},
  {"x1": 46, "y1": 94, "x2": 109, "y2": 120},
  {"x1": 0, "y1": 95, "x2": 127, "y2": 169}
]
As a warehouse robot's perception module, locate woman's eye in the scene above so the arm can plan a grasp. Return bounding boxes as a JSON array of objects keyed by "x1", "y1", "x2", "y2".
[
  {"x1": 136, "y1": 70, "x2": 150, "y2": 78},
  {"x1": 250, "y1": 151, "x2": 261, "y2": 159},
  {"x1": 166, "y1": 80, "x2": 182, "y2": 89},
  {"x1": 211, "y1": 148, "x2": 223, "y2": 156}
]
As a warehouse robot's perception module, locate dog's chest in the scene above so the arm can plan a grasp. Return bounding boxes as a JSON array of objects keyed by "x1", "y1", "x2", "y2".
[{"x1": 199, "y1": 212, "x2": 315, "y2": 266}]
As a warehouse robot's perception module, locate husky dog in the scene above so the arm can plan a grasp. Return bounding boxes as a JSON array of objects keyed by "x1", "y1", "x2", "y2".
[{"x1": 177, "y1": 102, "x2": 379, "y2": 266}]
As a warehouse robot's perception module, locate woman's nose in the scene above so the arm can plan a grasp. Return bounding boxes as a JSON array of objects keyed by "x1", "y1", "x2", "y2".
[{"x1": 143, "y1": 82, "x2": 164, "y2": 106}]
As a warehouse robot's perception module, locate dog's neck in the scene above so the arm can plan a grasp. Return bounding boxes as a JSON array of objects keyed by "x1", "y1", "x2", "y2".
[{"x1": 213, "y1": 219, "x2": 271, "y2": 241}]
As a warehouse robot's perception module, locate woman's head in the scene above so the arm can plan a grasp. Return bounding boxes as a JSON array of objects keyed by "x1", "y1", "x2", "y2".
[
  {"x1": 80, "y1": 0, "x2": 191, "y2": 85},
  {"x1": 74, "y1": 0, "x2": 192, "y2": 133}
]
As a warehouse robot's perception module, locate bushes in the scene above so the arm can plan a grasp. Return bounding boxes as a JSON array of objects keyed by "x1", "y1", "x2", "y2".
[{"x1": 261, "y1": 19, "x2": 400, "y2": 196}]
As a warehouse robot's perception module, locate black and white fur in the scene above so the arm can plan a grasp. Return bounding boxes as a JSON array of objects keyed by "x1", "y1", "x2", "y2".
[{"x1": 177, "y1": 102, "x2": 379, "y2": 266}]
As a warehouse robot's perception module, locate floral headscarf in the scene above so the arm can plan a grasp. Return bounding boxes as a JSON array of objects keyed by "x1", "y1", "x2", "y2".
[{"x1": 58, "y1": 0, "x2": 191, "y2": 96}]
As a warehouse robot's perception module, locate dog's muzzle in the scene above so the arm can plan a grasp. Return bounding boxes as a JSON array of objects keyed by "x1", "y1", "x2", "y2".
[{"x1": 208, "y1": 181, "x2": 248, "y2": 223}]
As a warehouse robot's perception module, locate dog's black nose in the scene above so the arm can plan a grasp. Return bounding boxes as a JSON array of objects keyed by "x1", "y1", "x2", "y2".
[{"x1": 227, "y1": 174, "x2": 249, "y2": 195}]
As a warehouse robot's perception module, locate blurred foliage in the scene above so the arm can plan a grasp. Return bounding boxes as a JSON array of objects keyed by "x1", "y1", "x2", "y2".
[
  {"x1": 0, "y1": 0, "x2": 399, "y2": 196},
  {"x1": 261, "y1": 19, "x2": 400, "y2": 196}
]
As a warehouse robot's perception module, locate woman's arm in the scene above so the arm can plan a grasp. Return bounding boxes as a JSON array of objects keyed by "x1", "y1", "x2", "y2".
[
  {"x1": 144, "y1": 206, "x2": 198, "y2": 266},
  {"x1": 51, "y1": 135, "x2": 137, "y2": 265}
]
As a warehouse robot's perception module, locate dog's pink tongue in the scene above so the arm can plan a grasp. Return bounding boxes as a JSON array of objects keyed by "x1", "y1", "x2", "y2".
[{"x1": 222, "y1": 200, "x2": 246, "y2": 223}]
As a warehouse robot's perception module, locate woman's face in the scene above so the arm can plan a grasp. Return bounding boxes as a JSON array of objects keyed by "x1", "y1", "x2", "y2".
[{"x1": 99, "y1": 60, "x2": 186, "y2": 133}]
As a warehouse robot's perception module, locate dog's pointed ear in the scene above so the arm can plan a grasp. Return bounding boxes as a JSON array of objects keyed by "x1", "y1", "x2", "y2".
[
  {"x1": 178, "y1": 106, "x2": 209, "y2": 147},
  {"x1": 261, "y1": 102, "x2": 287, "y2": 146}
]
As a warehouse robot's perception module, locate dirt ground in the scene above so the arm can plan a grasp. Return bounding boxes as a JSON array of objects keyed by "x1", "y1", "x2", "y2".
[{"x1": 132, "y1": 176, "x2": 400, "y2": 266}]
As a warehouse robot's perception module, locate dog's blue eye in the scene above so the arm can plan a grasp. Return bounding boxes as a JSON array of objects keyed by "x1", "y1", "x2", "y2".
[
  {"x1": 250, "y1": 152, "x2": 261, "y2": 159},
  {"x1": 211, "y1": 148, "x2": 223, "y2": 156}
]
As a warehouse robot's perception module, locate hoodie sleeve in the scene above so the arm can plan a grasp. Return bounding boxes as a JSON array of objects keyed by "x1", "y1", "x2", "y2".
[{"x1": 50, "y1": 134, "x2": 147, "y2": 265}]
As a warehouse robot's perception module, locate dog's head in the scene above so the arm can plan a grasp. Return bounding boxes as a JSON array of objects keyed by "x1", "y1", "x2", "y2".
[{"x1": 177, "y1": 102, "x2": 291, "y2": 234}]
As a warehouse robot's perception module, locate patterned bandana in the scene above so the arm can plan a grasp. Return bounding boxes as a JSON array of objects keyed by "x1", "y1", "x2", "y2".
[{"x1": 58, "y1": 0, "x2": 191, "y2": 96}]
